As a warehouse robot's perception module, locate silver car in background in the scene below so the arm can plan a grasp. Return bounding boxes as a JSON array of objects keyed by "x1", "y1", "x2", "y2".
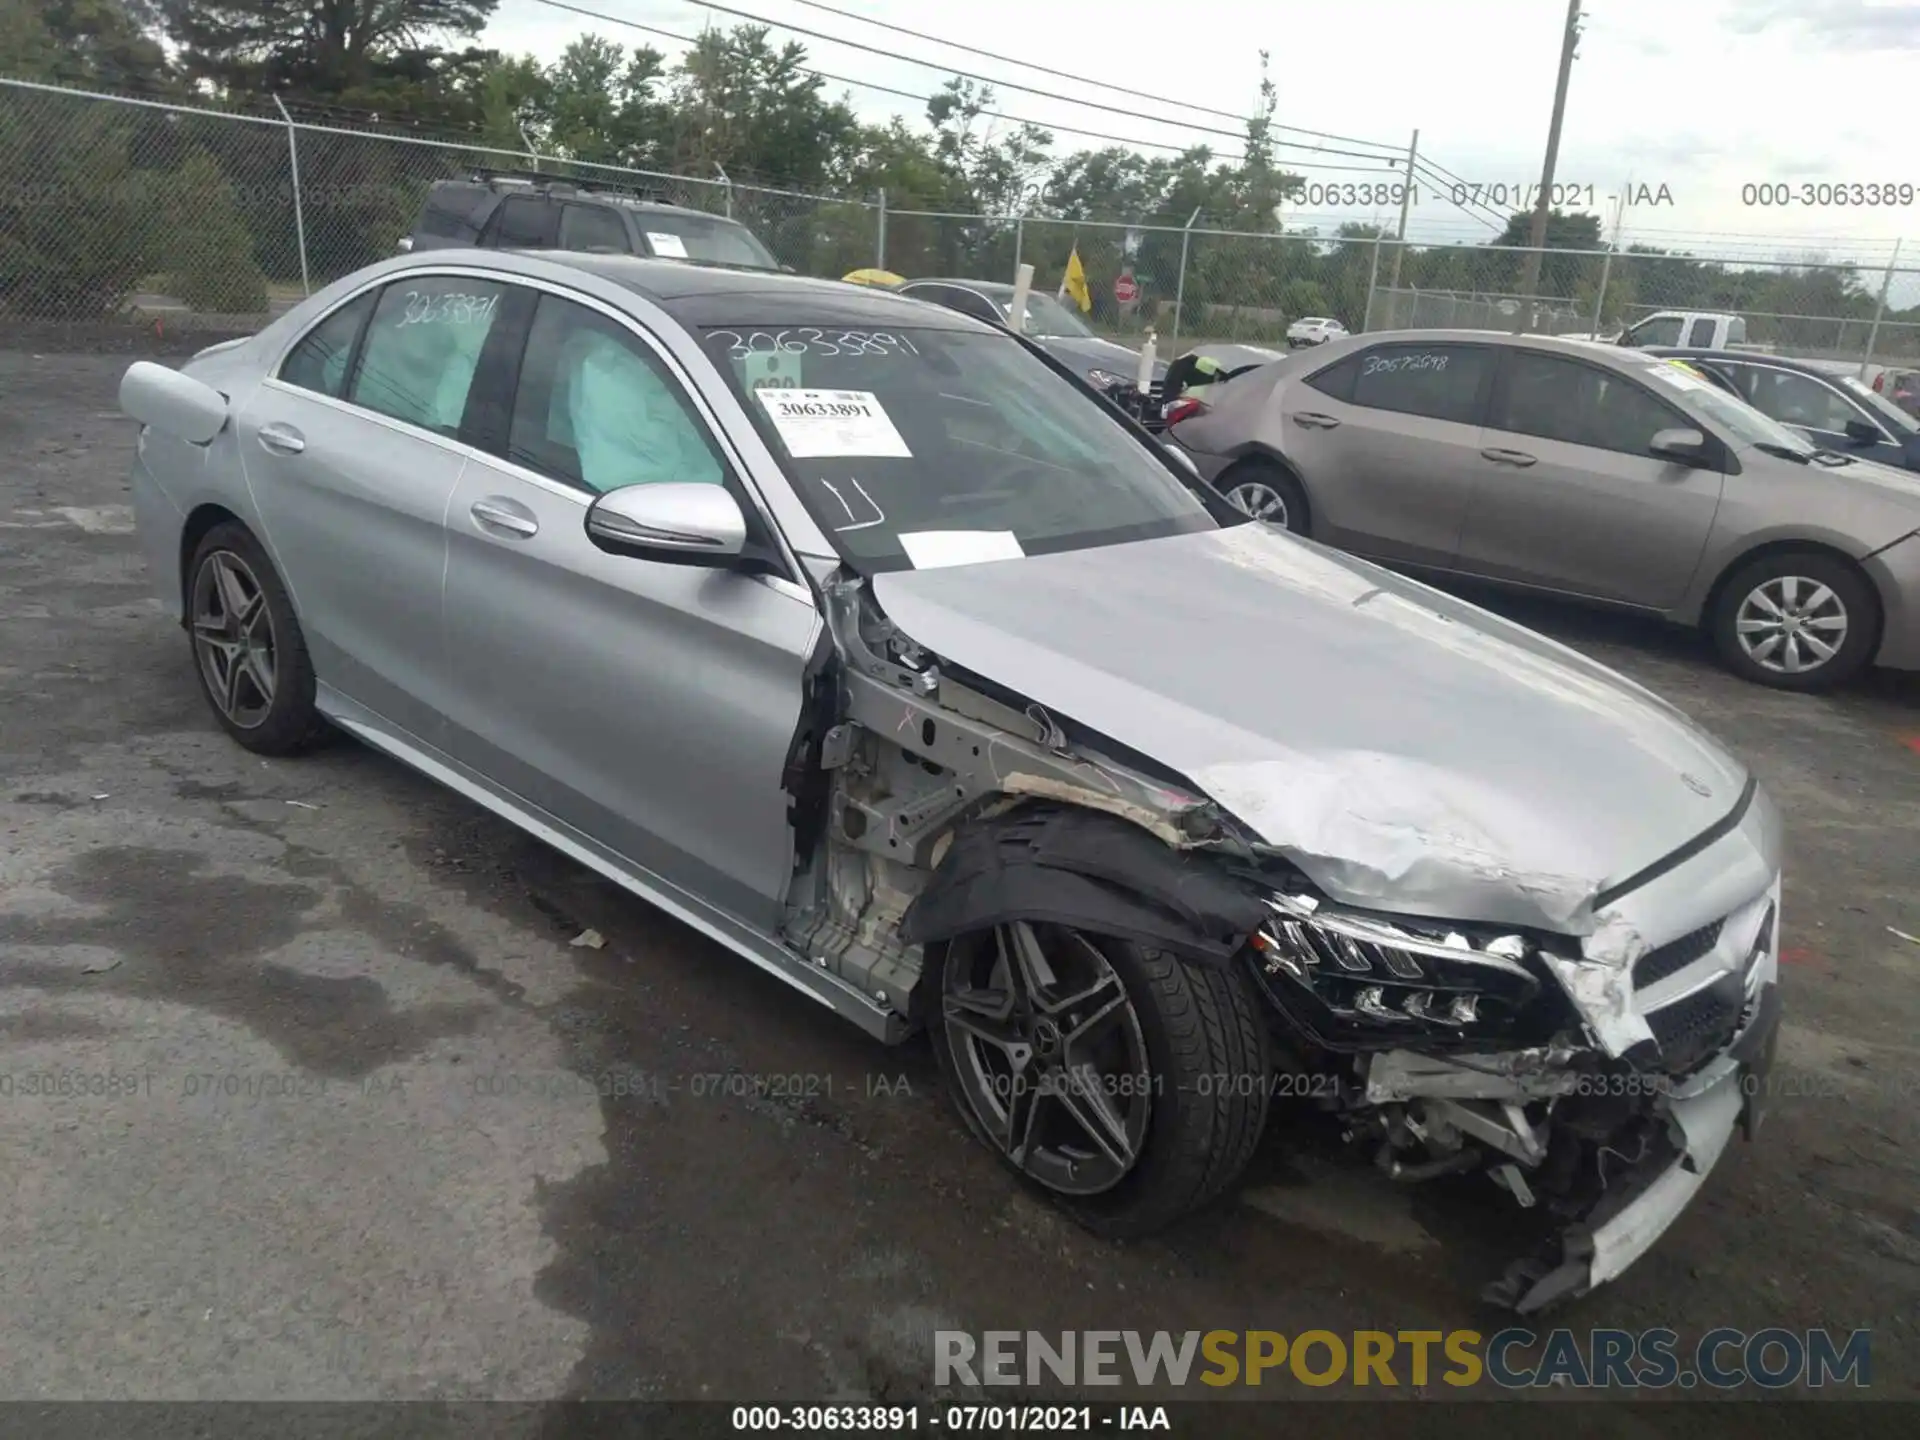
[
  {"x1": 121, "y1": 251, "x2": 1782, "y2": 1313},
  {"x1": 1165, "y1": 330, "x2": 1920, "y2": 690}
]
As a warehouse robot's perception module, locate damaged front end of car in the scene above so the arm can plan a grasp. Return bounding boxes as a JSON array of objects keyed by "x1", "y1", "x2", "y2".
[
  {"x1": 783, "y1": 572, "x2": 1783, "y2": 1314},
  {"x1": 1240, "y1": 874, "x2": 1782, "y2": 1313}
]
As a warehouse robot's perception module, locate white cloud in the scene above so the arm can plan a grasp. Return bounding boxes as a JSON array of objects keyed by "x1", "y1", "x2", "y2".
[{"x1": 481, "y1": 0, "x2": 1919, "y2": 264}]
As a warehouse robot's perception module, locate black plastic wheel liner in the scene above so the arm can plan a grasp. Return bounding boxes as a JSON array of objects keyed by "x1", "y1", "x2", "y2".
[{"x1": 899, "y1": 805, "x2": 1270, "y2": 965}]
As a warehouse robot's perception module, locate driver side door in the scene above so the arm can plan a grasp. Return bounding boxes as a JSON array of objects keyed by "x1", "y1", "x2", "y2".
[{"x1": 438, "y1": 285, "x2": 821, "y2": 931}]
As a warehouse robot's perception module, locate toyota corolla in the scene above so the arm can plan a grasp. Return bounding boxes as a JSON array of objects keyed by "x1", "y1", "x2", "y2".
[{"x1": 119, "y1": 249, "x2": 1783, "y2": 1313}]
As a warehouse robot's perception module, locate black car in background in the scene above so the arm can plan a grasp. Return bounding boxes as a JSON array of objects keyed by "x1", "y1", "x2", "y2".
[
  {"x1": 401, "y1": 173, "x2": 785, "y2": 271},
  {"x1": 1653, "y1": 347, "x2": 1920, "y2": 472}
]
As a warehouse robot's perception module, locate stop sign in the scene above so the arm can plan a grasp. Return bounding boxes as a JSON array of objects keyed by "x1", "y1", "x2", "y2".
[{"x1": 1114, "y1": 273, "x2": 1139, "y2": 304}]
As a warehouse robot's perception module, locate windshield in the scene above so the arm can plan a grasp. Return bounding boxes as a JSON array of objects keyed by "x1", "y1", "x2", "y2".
[
  {"x1": 637, "y1": 212, "x2": 780, "y2": 269},
  {"x1": 1630, "y1": 357, "x2": 1818, "y2": 454},
  {"x1": 701, "y1": 325, "x2": 1215, "y2": 573},
  {"x1": 1841, "y1": 374, "x2": 1919, "y2": 433},
  {"x1": 986, "y1": 290, "x2": 1096, "y2": 339}
]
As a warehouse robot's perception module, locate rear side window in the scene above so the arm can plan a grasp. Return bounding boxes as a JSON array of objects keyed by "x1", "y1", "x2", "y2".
[
  {"x1": 483, "y1": 196, "x2": 554, "y2": 248},
  {"x1": 417, "y1": 185, "x2": 489, "y2": 242},
  {"x1": 558, "y1": 203, "x2": 630, "y2": 253},
  {"x1": 346, "y1": 278, "x2": 507, "y2": 436},
  {"x1": 1347, "y1": 344, "x2": 1491, "y2": 424},
  {"x1": 1304, "y1": 354, "x2": 1357, "y2": 401},
  {"x1": 279, "y1": 291, "x2": 376, "y2": 398},
  {"x1": 1683, "y1": 317, "x2": 1718, "y2": 347},
  {"x1": 1493, "y1": 352, "x2": 1686, "y2": 456}
]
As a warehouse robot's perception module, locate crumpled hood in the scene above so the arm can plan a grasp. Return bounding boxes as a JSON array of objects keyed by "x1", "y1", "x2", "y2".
[{"x1": 871, "y1": 525, "x2": 1751, "y2": 935}]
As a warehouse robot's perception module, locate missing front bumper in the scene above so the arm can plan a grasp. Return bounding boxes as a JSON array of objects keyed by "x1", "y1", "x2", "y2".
[{"x1": 1493, "y1": 983, "x2": 1782, "y2": 1314}]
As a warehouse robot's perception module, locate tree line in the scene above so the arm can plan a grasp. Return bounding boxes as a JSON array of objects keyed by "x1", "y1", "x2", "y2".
[{"x1": 0, "y1": 0, "x2": 1907, "y2": 350}]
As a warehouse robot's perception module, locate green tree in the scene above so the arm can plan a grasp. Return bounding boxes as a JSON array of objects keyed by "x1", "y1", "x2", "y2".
[{"x1": 159, "y1": 148, "x2": 268, "y2": 311}]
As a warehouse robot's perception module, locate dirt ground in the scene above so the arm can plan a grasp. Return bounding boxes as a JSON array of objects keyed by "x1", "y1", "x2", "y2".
[{"x1": 1, "y1": 349, "x2": 1915, "y2": 1423}]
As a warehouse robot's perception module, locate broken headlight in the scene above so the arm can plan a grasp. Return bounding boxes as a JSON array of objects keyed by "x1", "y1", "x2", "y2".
[{"x1": 1249, "y1": 892, "x2": 1551, "y2": 1046}]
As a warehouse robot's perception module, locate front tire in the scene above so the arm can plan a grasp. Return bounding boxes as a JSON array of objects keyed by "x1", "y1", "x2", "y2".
[
  {"x1": 1708, "y1": 550, "x2": 1878, "y2": 691},
  {"x1": 186, "y1": 522, "x2": 327, "y2": 754},
  {"x1": 931, "y1": 922, "x2": 1271, "y2": 1239}
]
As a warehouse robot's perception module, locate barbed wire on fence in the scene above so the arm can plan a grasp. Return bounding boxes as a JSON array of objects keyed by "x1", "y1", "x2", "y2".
[{"x1": 3, "y1": 74, "x2": 1916, "y2": 367}]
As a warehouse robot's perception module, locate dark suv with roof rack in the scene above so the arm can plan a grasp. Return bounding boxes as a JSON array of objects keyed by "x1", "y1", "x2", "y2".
[{"x1": 400, "y1": 173, "x2": 785, "y2": 271}]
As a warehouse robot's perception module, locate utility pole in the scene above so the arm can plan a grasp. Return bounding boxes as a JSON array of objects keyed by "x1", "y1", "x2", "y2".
[
  {"x1": 1515, "y1": 0, "x2": 1583, "y2": 325},
  {"x1": 1386, "y1": 128, "x2": 1420, "y2": 292}
]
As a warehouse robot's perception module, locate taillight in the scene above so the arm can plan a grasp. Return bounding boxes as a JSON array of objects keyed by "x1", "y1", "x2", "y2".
[{"x1": 1163, "y1": 397, "x2": 1208, "y2": 427}]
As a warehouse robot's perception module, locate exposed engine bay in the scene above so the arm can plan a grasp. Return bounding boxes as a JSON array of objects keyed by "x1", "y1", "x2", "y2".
[{"x1": 779, "y1": 575, "x2": 1782, "y2": 1313}]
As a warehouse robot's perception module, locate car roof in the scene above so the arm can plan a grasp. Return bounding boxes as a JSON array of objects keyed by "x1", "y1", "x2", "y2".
[
  {"x1": 432, "y1": 176, "x2": 719, "y2": 221},
  {"x1": 1650, "y1": 347, "x2": 1858, "y2": 378},
  {"x1": 401, "y1": 249, "x2": 993, "y2": 329},
  {"x1": 908, "y1": 278, "x2": 1015, "y2": 296}
]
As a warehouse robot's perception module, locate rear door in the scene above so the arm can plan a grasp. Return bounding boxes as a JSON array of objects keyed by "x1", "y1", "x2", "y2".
[
  {"x1": 438, "y1": 286, "x2": 819, "y2": 930},
  {"x1": 1275, "y1": 341, "x2": 1497, "y2": 567},
  {"x1": 240, "y1": 272, "x2": 510, "y2": 740},
  {"x1": 1455, "y1": 348, "x2": 1725, "y2": 608}
]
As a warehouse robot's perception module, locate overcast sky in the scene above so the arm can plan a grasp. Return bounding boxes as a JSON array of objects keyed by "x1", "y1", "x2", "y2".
[{"x1": 482, "y1": 0, "x2": 1920, "y2": 269}]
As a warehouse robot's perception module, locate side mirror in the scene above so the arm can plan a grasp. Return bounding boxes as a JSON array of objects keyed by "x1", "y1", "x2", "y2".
[
  {"x1": 585, "y1": 483, "x2": 747, "y2": 565},
  {"x1": 780, "y1": 263, "x2": 797, "y2": 274},
  {"x1": 1843, "y1": 417, "x2": 1883, "y2": 446},
  {"x1": 397, "y1": 236, "x2": 414, "y2": 253},
  {"x1": 1649, "y1": 427, "x2": 1710, "y2": 466},
  {"x1": 119, "y1": 361, "x2": 229, "y2": 444}
]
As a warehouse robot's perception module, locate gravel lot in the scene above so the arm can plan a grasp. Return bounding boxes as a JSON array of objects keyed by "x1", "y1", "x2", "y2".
[{"x1": 2, "y1": 350, "x2": 1916, "y2": 1414}]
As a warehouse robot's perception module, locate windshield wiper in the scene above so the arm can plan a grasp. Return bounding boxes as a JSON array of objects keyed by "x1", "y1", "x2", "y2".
[{"x1": 1752, "y1": 442, "x2": 1813, "y2": 464}]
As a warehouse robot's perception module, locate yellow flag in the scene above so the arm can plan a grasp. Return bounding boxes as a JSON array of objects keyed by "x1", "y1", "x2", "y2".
[{"x1": 1060, "y1": 246, "x2": 1092, "y2": 313}]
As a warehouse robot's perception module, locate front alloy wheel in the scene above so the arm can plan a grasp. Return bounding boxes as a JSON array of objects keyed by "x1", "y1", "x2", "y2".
[
  {"x1": 931, "y1": 922, "x2": 1272, "y2": 1238},
  {"x1": 940, "y1": 921, "x2": 1153, "y2": 1196}
]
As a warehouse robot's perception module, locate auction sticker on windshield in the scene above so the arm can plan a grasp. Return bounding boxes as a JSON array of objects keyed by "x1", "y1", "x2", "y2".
[
  {"x1": 645, "y1": 231, "x2": 690, "y2": 259},
  {"x1": 757, "y1": 389, "x2": 912, "y2": 457}
]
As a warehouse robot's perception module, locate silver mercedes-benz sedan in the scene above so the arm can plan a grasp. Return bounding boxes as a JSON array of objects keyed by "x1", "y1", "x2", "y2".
[{"x1": 121, "y1": 249, "x2": 1783, "y2": 1313}]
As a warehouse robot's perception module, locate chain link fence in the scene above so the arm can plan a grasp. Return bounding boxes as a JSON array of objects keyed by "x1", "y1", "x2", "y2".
[{"x1": 6, "y1": 75, "x2": 1917, "y2": 371}]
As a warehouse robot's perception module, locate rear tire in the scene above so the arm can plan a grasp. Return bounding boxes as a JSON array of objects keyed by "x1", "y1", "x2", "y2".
[
  {"x1": 1708, "y1": 550, "x2": 1878, "y2": 691},
  {"x1": 931, "y1": 923, "x2": 1271, "y2": 1240},
  {"x1": 1218, "y1": 459, "x2": 1311, "y2": 535},
  {"x1": 186, "y1": 522, "x2": 328, "y2": 755}
]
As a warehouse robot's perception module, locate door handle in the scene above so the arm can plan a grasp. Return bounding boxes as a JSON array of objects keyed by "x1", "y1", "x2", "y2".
[
  {"x1": 1480, "y1": 447, "x2": 1538, "y2": 467},
  {"x1": 470, "y1": 497, "x2": 539, "y2": 538},
  {"x1": 1291, "y1": 412, "x2": 1342, "y2": 430},
  {"x1": 257, "y1": 423, "x2": 306, "y2": 455}
]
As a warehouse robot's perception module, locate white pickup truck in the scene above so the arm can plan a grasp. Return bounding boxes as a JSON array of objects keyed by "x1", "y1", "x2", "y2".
[{"x1": 1563, "y1": 311, "x2": 1773, "y2": 351}]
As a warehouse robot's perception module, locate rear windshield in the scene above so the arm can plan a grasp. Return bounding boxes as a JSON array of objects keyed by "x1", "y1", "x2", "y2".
[
  {"x1": 636, "y1": 212, "x2": 780, "y2": 270},
  {"x1": 699, "y1": 325, "x2": 1215, "y2": 573}
]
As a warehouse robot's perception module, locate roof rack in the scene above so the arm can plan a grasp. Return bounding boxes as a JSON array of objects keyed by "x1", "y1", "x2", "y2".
[{"x1": 458, "y1": 167, "x2": 672, "y2": 205}]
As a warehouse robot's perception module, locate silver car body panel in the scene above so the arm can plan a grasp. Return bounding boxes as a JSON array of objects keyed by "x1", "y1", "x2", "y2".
[{"x1": 870, "y1": 524, "x2": 1751, "y2": 940}]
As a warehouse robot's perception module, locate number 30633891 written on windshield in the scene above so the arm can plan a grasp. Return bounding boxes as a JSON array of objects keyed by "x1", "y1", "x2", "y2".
[{"x1": 709, "y1": 329, "x2": 921, "y2": 357}]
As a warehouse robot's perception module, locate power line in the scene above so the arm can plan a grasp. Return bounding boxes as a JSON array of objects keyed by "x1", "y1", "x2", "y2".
[
  {"x1": 785, "y1": 0, "x2": 1419, "y2": 153},
  {"x1": 643, "y1": 0, "x2": 1414, "y2": 159}
]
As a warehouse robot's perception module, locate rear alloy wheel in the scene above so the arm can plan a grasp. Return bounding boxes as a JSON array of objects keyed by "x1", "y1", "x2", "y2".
[
  {"x1": 931, "y1": 922, "x2": 1270, "y2": 1239},
  {"x1": 187, "y1": 522, "x2": 327, "y2": 754},
  {"x1": 1220, "y1": 461, "x2": 1310, "y2": 535},
  {"x1": 1709, "y1": 551, "x2": 1878, "y2": 691}
]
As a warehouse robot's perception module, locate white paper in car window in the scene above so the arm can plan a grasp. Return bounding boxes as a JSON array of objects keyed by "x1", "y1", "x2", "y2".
[
  {"x1": 757, "y1": 389, "x2": 911, "y2": 457},
  {"x1": 645, "y1": 231, "x2": 690, "y2": 259},
  {"x1": 1649, "y1": 361, "x2": 1708, "y2": 391},
  {"x1": 899, "y1": 531, "x2": 1026, "y2": 569}
]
